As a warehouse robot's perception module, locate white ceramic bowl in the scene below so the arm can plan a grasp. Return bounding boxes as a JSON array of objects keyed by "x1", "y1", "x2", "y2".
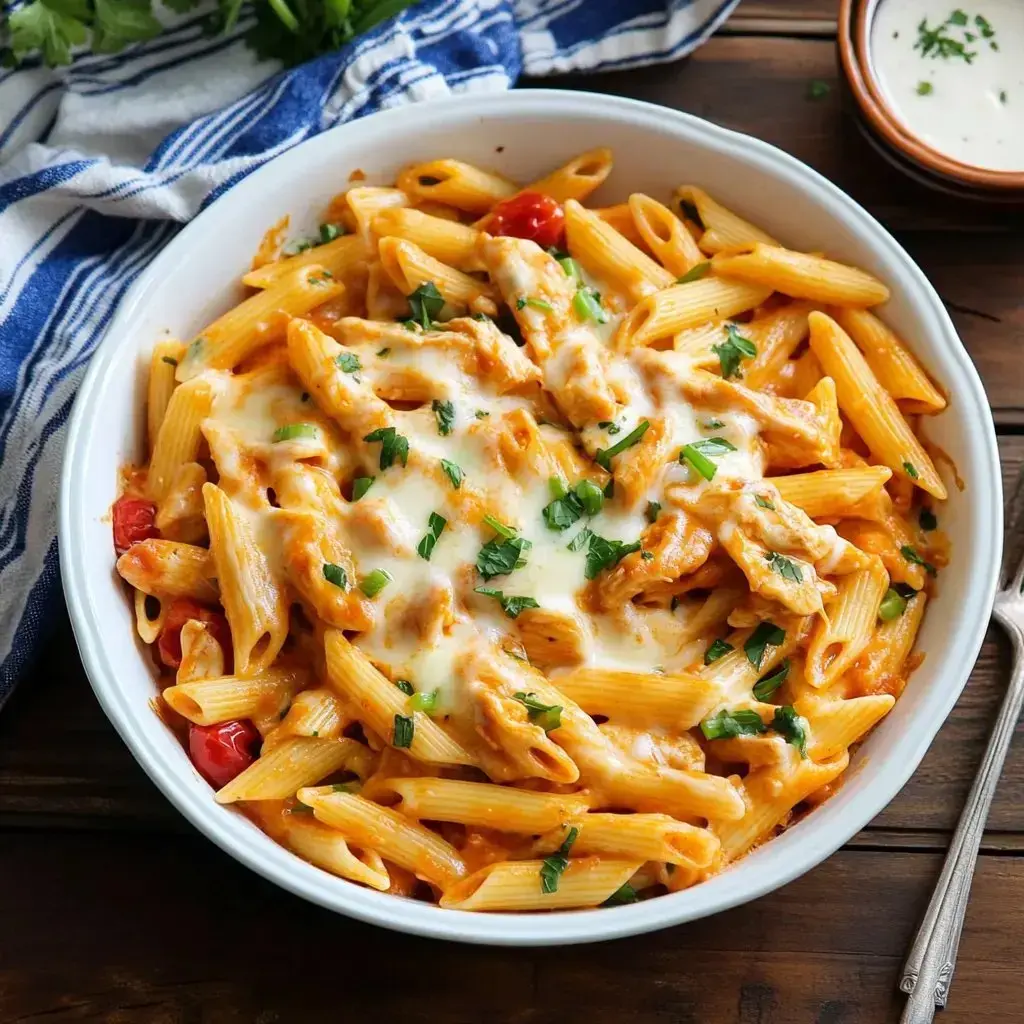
[{"x1": 59, "y1": 90, "x2": 1001, "y2": 945}]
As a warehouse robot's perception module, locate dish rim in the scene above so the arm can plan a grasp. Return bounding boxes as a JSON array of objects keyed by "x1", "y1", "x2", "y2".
[{"x1": 59, "y1": 88, "x2": 1002, "y2": 945}]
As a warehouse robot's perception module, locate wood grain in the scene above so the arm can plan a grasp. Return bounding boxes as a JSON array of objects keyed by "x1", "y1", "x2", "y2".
[{"x1": 0, "y1": 832, "x2": 1021, "y2": 1022}]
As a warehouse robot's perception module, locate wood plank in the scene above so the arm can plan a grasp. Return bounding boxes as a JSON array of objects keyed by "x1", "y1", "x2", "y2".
[
  {"x1": 1, "y1": 435, "x2": 1022, "y2": 841},
  {"x1": 530, "y1": 36, "x2": 1024, "y2": 420},
  {"x1": 0, "y1": 833, "x2": 1020, "y2": 1022},
  {"x1": 727, "y1": 0, "x2": 837, "y2": 35}
]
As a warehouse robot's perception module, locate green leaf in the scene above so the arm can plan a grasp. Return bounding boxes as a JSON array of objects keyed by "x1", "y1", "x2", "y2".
[
  {"x1": 584, "y1": 533, "x2": 641, "y2": 580},
  {"x1": 700, "y1": 708, "x2": 767, "y2": 741},
  {"x1": 323, "y1": 563, "x2": 347, "y2": 590},
  {"x1": 645, "y1": 500, "x2": 661, "y2": 524},
  {"x1": 431, "y1": 398, "x2": 455, "y2": 436},
  {"x1": 93, "y1": 0, "x2": 162, "y2": 54},
  {"x1": 542, "y1": 490, "x2": 584, "y2": 531},
  {"x1": 704, "y1": 638, "x2": 734, "y2": 665},
  {"x1": 772, "y1": 705, "x2": 808, "y2": 757},
  {"x1": 407, "y1": 281, "x2": 444, "y2": 329},
  {"x1": 744, "y1": 621, "x2": 785, "y2": 669},
  {"x1": 765, "y1": 551, "x2": 803, "y2": 583},
  {"x1": 676, "y1": 261, "x2": 711, "y2": 284},
  {"x1": 440, "y1": 459, "x2": 463, "y2": 490},
  {"x1": 336, "y1": 351, "x2": 361, "y2": 373},
  {"x1": 475, "y1": 587, "x2": 540, "y2": 620},
  {"x1": 575, "y1": 479, "x2": 604, "y2": 516},
  {"x1": 392, "y1": 713, "x2": 414, "y2": 749},
  {"x1": 476, "y1": 536, "x2": 531, "y2": 581},
  {"x1": 594, "y1": 419, "x2": 650, "y2": 471},
  {"x1": 351, "y1": 476, "x2": 375, "y2": 501},
  {"x1": 900, "y1": 544, "x2": 938, "y2": 576},
  {"x1": 362, "y1": 426, "x2": 409, "y2": 471},
  {"x1": 360, "y1": 568, "x2": 393, "y2": 598},
  {"x1": 755, "y1": 495, "x2": 776, "y2": 511},
  {"x1": 394, "y1": 679, "x2": 414, "y2": 696},
  {"x1": 567, "y1": 526, "x2": 593, "y2": 553},
  {"x1": 9, "y1": 0, "x2": 90, "y2": 66},
  {"x1": 753, "y1": 658, "x2": 791, "y2": 701},
  {"x1": 603, "y1": 882, "x2": 639, "y2": 906},
  {"x1": 712, "y1": 323, "x2": 757, "y2": 379},
  {"x1": 539, "y1": 825, "x2": 578, "y2": 893},
  {"x1": 416, "y1": 511, "x2": 447, "y2": 561}
]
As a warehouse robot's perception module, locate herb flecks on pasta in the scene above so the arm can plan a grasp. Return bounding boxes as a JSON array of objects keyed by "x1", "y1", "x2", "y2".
[{"x1": 115, "y1": 147, "x2": 946, "y2": 914}]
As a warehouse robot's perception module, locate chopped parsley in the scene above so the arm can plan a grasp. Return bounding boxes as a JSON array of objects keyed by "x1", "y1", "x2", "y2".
[
  {"x1": 512, "y1": 692, "x2": 563, "y2": 732},
  {"x1": 704, "y1": 638, "x2": 734, "y2": 665},
  {"x1": 408, "y1": 281, "x2": 445, "y2": 329},
  {"x1": 765, "y1": 551, "x2": 803, "y2": 583},
  {"x1": 394, "y1": 679, "x2": 415, "y2": 696},
  {"x1": 393, "y1": 714, "x2": 414, "y2": 749},
  {"x1": 516, "y1": 296, "x2": 553, "y2": 313},
  {"x1": 744, "y1": 621, "x2": 785, "y2": 669},
  {"x1": 595, "y1": 419, "x2": 650, "y2": 470},
  {"x1": 903, "y1": 460, "x2": 920, "y2": 480},
  {"x1": 676, "y1": 261, "x2": 711, "y2": 284},
  {"x1": 807, "y1": 79, "x2": 831, "y2": 101},
  {"x1": 475, "y1": 409, "x2": 490, "y2": 419},
  {"x1": 772, "y1": 705, "x2": 809, "y2": 757},
  {"x1": 567, "y1": 526, "x2": 593, "y2": 553},
  {"x1": 416, "y1": 512, "x2": 447, "y2": 561},
  {"x1": 476, "y1": 588, "x2": 540, "y2": 620},
  {"x1": 362, "y1": 426, "x2": 409, "y2": 471},
  {"x1": 377, "y1": 347, "x2": 391, "y2": 357},
  {"x1": 583, "y1": 533, "x2": 642, "y2": 579},
  {"x1": 645, "y1": 500, "x2": 662, "y2": 523},
  {"x1": 755, "y1": 495, "x2": 776, "y2": 511},
  {"x1": 319, "y1": 222, "x2": 343, "y2": 244},
  {"x1": 335, "y1": 351, "x2": 361, "y2": 374},
  {"x1": 572, "y1": 286, "x2": 608, "y2": 324},
  {"x1": 901, "y1": 544, "x2": 938, "y2": 576},
  {"x1": 322, "y1": 563, "x2": 348, "y2": 590},
  {"x1": 712, "y1": 323, "x2": 757, "y2": 379},
  {"x1": 351, "y1": 476, "x2": 375, "y2": 501},
  {"x1": 919, "y1": 507, "x2": 937, "y2": 531},
  {"x1": 915, "y1": 10, "x2": 991, "y2": 63},
  {"x1": 753, "y1": 658, "x2": 791, "y2": 702},
  {"x1": 476, "y1": 524, "x2": 531, "y2": 580},
  {"x1": 440, "y1": 459, "x2": 463, "y2": 489},
  {"x1": 540, "y1": 826, "x2": 578, "y2": 893},
  {"x1": 431, "y1": 399, "x2": 456, "y2": 437},
  {"x1": 543, "y1": 489, "x2": 584, "y2": 531}
]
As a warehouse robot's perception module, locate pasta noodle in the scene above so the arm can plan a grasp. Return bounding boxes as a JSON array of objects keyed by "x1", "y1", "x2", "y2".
[{"x1": 112, "y1": 150, "x2": 946, "y2": 913}]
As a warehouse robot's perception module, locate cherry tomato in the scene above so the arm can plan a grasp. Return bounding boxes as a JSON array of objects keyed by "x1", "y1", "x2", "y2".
[
  {"x1": 157, "y1": 598, "x2": 233, "y2": 673},
  {"x1": 188, "y1": 720, "x2": 260, "y2": 789},
  {"x1": 487, "y1": 191, "x2": 565, "y2": 249},
  {"x1": 112, "y1": 496, "x2": 159, "y2": 555}
]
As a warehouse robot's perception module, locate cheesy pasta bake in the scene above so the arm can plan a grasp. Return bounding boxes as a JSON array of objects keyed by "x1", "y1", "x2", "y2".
[{"x1": 112, "y1": 148, "x2": 950, "y2": 912}]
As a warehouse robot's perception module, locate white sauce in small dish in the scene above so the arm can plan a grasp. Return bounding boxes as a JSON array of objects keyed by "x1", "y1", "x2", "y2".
[{"x1": 871, "y1": 0, "x2": 1024, "y2": 172}]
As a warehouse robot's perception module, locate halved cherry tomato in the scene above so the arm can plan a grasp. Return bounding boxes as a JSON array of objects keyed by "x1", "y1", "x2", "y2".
[
  {"x1": 112, "y1": 496, "x2": 159, "y2": 555},
  {"x1": 157, "y1": 598, "x2": 233, "y2": 673},
  {"x1": 487, "y1": 191, "x2": 565, "y2": 249},
  {"x1": 188, "y1": 720, "x2": 260, "y2": 789}
]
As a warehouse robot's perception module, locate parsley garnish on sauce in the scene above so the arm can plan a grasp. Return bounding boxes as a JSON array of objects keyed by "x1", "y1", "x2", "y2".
[
  {"x1": 901, "y1": 544, "x2": 938, "y2": 576},
  {"x1": 704, "y1": 638, "x2": 734, "y2": 665},
  {"x1": 440, "y1": 459, "x2": 463, "y2": 489},
  {"x1": 540, "y1": 826, "x2": 578, "y2": 893},
  {"x1": 583, "y1": 533, "x2": 642, "y2": 579},
  {"x1": 765, "y1": 551, "x2": 803, "y2": 583},
  {"x1": 476, "y1": 519, "x2": 531, "y2": 581},
  {"x1": 512, "y1": 692, "x2": 563, "y2": 732},
  {"x1": 475, "y1": 587, "x2": 540, "y2": 620},
  {"x1": 335, "y1": 351, "x2": 361, "y2": 374},
  {"x1": 712, "y1": 323, "x2": 757, "y2": 379},
  {"x1": 323, "y1": 563, "x2": 348, "y2": 590},
  {"x1": 393, "y1": 714, "x2": 414, "y2": 749},
  {"x1": 416, "y1": 512, "x2": 447, "y2": 561},
  {"x1": 395, "y1": 679, "x2": 415, "y2": 696},
  {"x1": 772, "y1": 705, "x2": 809, "y2": 757},
  {"x1": 432, "y1": 399, "x2": 456, "y2": 436},
  {"x1": 753, "y1": 658, "x2": 791, "y2": 701},
  {"x1": 408, "y1": 282, "x2": 444, "y2": 328},
  {"x1": 363, "y1": 426, "x2": 409, "y2": 470}
]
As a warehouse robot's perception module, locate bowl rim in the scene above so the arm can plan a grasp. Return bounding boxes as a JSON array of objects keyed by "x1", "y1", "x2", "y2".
[
  {"x1": 59, "y1": 88, "x2": 1002, "y2": 945},
  {"x1": 839, "y1": 0, "x2": 1024, "y2": 191}
]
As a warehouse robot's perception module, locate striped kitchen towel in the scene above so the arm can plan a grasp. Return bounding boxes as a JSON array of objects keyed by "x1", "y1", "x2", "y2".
[{"x1": 0, "y1": 0, "x2": 738, "y2": 704}]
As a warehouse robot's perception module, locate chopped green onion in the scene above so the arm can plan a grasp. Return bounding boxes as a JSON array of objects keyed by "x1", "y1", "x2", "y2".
[
  {"x1": 394, "y1": 679, "x2": 414, "y2": 696},
  {"x1": 676, "y1": 261, "x2": 711, "y2": 284},
  {"x1": 319, "y1": 222, "x2": 343, "y2": 243},
  {"x1": 704, "y1": 638, "x2": 734, "y2": 665},
  {"x1": 701, "y1": 708, "x2": 766, "y2": 741},
  {"x1": 440, "y1": 459, "x2": 463, "y2": 490},
  {"x1": 548, "y1": 474, "x2": 568, "y2": 500},
  {"x1": 322, "y1": 563, "x2": 347, "y2": 590},
  {"x1": 575, "y1": 479, "x2": 604, "y2": 515},
  {"x1": 516, "y1": 296, "x2": 553, "y2": 313},
  {"x1": 360, "y1": 568, "x2": 393, "y2": 598},
  {"x1": 572, "y1": 286, "x2": 608, "y2": 324},
  {"x1": 558, "y1": 256, "x2": 582, "y2": 282},
  {"x1": 483, "y1": 514, "x2": 516, "y2": 539},
  {"x1": 393, "y1": 714, "x2": 414, "y2": 749},
  {"x1": 755, "y1": 495, "x2": 776, "y2": 511},
  {"x1": 878, "y1": 588, "x2": 908, "y2": 621},
  {"x1": 540, "y1": 826, "x2": 579, "y2": 893},
  {"x1": 352, "y1": 476, "x2": 375, "y2": 501},
  {"x1": 645, "y1": 500, "x2": 661, "y2": 524},
  {"x1": 432, "y1": 399, "x2": 455, "y2": 436},
  {"x1": 679, "y1": 444, "x2": 717, "y2": 481},
  {"x1": 416, "y1": 512, "x2": 447, "y2": 561},
  {"x1": 753, "y1": 658, "x2": 791, "y2": 702},
  {"x1": 272, "y1": 422, "x2": 318, "y2": 442},
  {"x1": 744, "y1": 621, "x2": 785, "y2": 668},
  {"x1": 595, "y1": 420, "x2": 650, "y2": 470},
  {"x1": 335, "y1": 351, "x2": 361, "y2": 373},
  {"x1": 903, "y1": 461, "x2": 920, "y2": 480},
  {"x1": 409, "y1": 690, "x2": 439, "y2": 715}
]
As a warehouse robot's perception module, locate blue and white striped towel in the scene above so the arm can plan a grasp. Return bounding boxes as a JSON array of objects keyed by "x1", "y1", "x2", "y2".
[{"x1": 0, "y1": 0, "x2": 737, "y2": 705}]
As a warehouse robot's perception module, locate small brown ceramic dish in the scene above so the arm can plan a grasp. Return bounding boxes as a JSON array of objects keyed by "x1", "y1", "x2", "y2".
[{"x1": 838, "y1": 0, "x2": 1024, "y2": 200}]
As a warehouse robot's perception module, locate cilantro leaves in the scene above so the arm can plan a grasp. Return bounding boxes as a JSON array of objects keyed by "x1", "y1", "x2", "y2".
[{"x1": 712, "y1": 324, "x2": 757, "y2": 379}]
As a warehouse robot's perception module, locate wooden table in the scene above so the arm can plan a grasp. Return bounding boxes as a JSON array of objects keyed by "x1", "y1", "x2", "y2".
[{"x1": 4, "y1": 3, "x2": 1024, "y2": 1021}]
